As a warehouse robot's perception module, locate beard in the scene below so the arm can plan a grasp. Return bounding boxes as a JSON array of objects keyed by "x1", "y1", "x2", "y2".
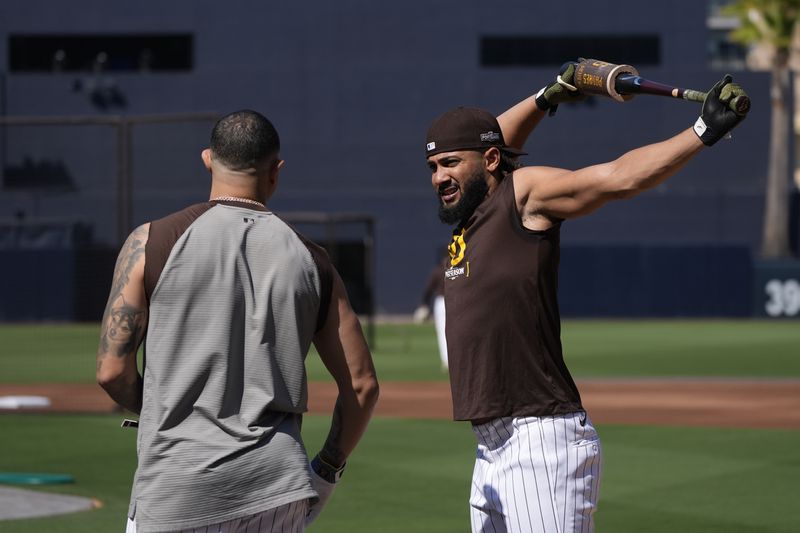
[{"x1": 438, "y1": 170, "x2": 489, "y2": 225}]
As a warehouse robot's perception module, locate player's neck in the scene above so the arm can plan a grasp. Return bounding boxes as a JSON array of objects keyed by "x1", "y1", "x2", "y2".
[{"x1": 209, "y1": 180, "x2": 268, "y2": 206}]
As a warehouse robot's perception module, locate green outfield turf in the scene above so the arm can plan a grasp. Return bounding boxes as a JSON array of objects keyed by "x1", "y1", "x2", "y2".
[
  {"x1": 1, "y1": 320, "x2": 799, "y2": 383},
  {"x1": 1, "y1": 321, "x2": 798, "y2": 532},
  {"x1": 0, "y1": 414, "x2": 797, "y2": 533}
]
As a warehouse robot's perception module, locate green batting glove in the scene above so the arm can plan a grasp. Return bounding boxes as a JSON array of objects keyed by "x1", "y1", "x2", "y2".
[{"x1": 535, "y1": 61, "x2": 587, "y2": 116}]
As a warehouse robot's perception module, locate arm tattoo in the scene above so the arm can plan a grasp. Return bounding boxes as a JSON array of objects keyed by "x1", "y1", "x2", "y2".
[
  {"x1": 106, "y1": 298, "x2": 146, "y2": 357},
  {"x1": 99, "y1": 225, "x2": 148, "y2": 357},
  {"x1": 96, "y1": 225, "x2": 148, "y2": 414}
]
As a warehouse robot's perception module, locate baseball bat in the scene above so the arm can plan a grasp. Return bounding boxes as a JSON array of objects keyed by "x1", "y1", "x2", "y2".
[
  {"x1": 614, "y1": 74, "x2": 751, "y2": 116},
  {"x1": 573, "y1": 58, "x2": 750, "y2": 116}
]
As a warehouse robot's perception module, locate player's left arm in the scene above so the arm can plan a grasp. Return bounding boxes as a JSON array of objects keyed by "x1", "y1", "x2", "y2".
[
  {"x1": 513, "y1": 128, "x2": 704, "y2": 230},
  {"x1": 96, "y1": 223, "x2": 150, "y2": 414},
  {"x1": 312, "y1": 271, "x2": 379, "y2": 466},
  {"x1": 306, "y1": 270, "x2": 379, "y2": 525},
  {"x1": 515, "y1": 75, "x2": 748, "y2": 229}
]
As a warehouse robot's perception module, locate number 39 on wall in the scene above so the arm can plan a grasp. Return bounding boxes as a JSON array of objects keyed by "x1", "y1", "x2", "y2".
[{"x1": 764, "y1": 279, "x2": 800, "y2": 317}]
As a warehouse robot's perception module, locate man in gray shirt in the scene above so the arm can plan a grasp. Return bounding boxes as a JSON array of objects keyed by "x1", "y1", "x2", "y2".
[{"x1": 97, "y1": 110, "x2": 379, "y2": 532}]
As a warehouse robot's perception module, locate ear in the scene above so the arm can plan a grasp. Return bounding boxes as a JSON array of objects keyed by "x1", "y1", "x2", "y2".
[
  {"x1": 484, "y1": 147, "x2": 501, "y2": 173},
  {"x1": 201, "y1": 149, "x2": 213, "y2": 171},
  {"x1": 271, "y1": 159, "x2": 285, "y2": 183},
  {"x1": 266, "y1": 159, "x2": 284, "y2": 196}
]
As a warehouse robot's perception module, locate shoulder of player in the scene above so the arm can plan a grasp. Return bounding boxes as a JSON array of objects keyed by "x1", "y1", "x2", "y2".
[
  {"x1": 116, "y1": 223, "x2": 150, "y2": 271},
  {"x1": 511, "y1": 165, "x2": 570, "y2": 206},
  {"x1": 128, "y1": 223, "x2": 151, "y2": 249}
]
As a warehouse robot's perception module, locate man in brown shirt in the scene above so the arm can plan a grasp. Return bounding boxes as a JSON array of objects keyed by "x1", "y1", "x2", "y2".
[{"x1": 424, "y1": 66, "x2": 749, "y2": 532}]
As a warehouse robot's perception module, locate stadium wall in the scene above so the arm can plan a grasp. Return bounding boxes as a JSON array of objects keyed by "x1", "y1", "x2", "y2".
[{"x1": 0, "y1": 0, "x2": 785, "y2": 315}]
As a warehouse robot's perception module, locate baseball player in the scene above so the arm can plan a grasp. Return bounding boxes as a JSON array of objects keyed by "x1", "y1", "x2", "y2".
[
  {"x1": 414, "y1": 252, "x2": 450, "y2": 370},
  {"x1": 424, "y1": 64, "x2": 748, "y2": 532},
  {"x1": 96, "y1": 110, "x2": 379, "y2": 532}
]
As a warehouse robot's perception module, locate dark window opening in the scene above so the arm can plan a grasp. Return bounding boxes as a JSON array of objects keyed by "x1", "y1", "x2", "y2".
[
  {"x1": 708, "y1": 29, "x2": 746, "y2": 70},
  {"x1": 9, "y1": 34, "x2": 193, "y2": 73},
  {"x1": 481, "y1": 35, "x2": 660, "y2": 67}
]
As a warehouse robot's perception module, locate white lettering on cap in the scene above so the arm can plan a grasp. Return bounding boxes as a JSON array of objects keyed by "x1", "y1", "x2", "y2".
[{"x1": 427, "y1": 142, "x2": 436, "y2": 151}]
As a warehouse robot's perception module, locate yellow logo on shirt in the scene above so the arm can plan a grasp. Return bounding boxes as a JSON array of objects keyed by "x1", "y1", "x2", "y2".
[
  {"x1": 448, "y1": 229, "x2": 466, "y2": 267},
  {"x1": 445, "y1": 229, "x2": 469, "y2": 280}
]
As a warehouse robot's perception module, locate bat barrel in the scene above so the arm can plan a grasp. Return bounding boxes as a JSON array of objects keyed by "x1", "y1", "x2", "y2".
[{"x1": 573, "y1": 59, "x2": 639, "y2": 102}]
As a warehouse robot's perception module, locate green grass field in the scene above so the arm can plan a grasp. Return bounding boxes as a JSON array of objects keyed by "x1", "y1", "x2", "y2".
[
  {"x1": 1, "y1": 320, "x2": 799, "y2": 383},
  {"x1": 0, "y1": 415, "x2": 798, "y2": 533},
  {"x1": 1, "y1": 321, "x2": 799, "y2": 532}
]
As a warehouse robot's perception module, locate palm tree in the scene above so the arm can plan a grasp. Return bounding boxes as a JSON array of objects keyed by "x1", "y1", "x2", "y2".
[{"x1": 724, "y1": 0, "x2": 800, "y2": 258}]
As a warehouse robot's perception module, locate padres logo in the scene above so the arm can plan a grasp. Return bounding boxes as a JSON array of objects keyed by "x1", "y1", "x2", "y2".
[{"x1": 448, "y1": 229, "x2": 466, "y2": 266}]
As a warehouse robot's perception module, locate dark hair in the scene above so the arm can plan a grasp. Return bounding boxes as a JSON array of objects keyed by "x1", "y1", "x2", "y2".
[
  {"x1": 210, "y1": 110, "x2": 280, "y2": 170},
  {"x1": 498, "y1": 152, "x2": 522, "y2": 175}
]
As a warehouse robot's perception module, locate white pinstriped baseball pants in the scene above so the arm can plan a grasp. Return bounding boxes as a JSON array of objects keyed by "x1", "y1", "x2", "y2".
[
  {"x1": 125, "y1": 499, "x2": 308, "y2": 533},
  {"x1": 432, "y1": 295, "x2": 448, "y2": 369},
  {"x1": 469, "y1": 412, "x2": 602, "y2": 533}
]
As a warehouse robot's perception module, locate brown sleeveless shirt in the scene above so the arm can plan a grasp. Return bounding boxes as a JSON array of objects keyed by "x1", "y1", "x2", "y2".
[{"x1": 444, "y1": 173, "x2": 582, "y2": 421}]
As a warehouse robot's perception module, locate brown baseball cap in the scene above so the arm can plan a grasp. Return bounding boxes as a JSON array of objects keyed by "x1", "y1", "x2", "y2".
[{"x1": 425, "y1": 106, "x2": 527, "y2": 157}]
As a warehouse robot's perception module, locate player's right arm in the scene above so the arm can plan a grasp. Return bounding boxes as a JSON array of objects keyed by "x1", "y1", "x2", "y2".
[
  {"x1": 498, "y1": 61, "x2": 585, "y2": 149},
  {"x1": 496, "y1": 93, "x2": 547, "y2": 150},
  {"x1": 96, "y1": 224, "x2": 150, "y2": 414},
  {"x1": 307, "y1": 270, "x2": 379, "y2": 524}
]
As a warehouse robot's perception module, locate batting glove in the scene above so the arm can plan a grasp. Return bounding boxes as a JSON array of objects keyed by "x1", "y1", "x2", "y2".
[
  {"x1": 535, "y1": 61, "x2": 587, "y2": 116},
  {"x1": 693, "y1": 74, "x2": 750, "y2": 146},
  {"x1": 306, "y1": 453, "x2": 345, "y2": 526}
]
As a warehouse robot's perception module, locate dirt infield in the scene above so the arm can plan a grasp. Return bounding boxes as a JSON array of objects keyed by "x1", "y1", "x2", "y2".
[{"x1": 2, "y1": 380, "x2": 799, "y2": 429}]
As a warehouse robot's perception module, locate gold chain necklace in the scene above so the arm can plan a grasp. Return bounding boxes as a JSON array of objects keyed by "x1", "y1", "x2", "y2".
[{"x1": 211, "y1": 196, "x2": 266, "y2": 208}]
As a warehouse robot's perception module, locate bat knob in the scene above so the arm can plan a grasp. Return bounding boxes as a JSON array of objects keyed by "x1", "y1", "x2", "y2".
[{"x1": 731, "y1": 95, "x2": 750, "y2": 116}]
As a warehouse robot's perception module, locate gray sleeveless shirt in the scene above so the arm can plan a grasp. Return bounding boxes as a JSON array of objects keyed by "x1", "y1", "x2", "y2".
[{"x1": 129, "y1": 200, "x2": 333, "y2": 532}]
